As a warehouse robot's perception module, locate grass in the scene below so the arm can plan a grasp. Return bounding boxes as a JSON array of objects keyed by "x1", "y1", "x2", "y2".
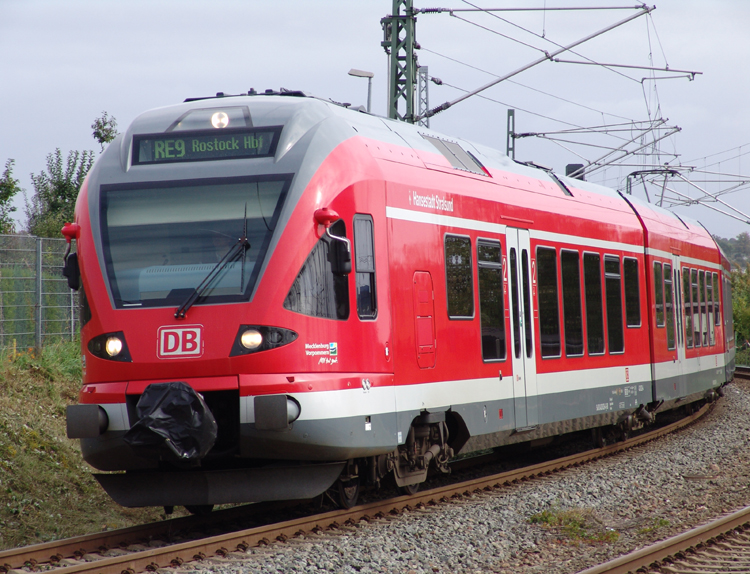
[
  {"x1": 637, "y1": 517, "x2": 671, "y2": 535},
  {"x1": 0, "y1": 340, "x2": 175, "y2": 550},
  {"x1": 529, "y1": 503, "x2": 619, "y2": 544}
]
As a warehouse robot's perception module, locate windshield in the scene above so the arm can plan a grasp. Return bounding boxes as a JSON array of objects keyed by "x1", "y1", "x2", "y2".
[{"x1": 100, "y1": 175, "x2": 290, "y2": 308}]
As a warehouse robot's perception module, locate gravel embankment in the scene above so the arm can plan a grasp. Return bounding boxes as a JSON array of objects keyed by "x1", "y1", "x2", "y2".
[{"x1": 182, "y1": 379, "x2": 750, "y2": 574}]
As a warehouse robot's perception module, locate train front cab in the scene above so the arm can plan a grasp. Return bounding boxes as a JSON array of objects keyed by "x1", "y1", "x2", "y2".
[{"x1": 65, "y1": 97, "x2": 407, "y2": 508}]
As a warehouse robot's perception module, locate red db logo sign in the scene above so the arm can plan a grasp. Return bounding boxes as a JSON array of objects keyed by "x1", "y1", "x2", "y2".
[{"x1": 157, "y1": 325, "x2": 203, "y2": 359}]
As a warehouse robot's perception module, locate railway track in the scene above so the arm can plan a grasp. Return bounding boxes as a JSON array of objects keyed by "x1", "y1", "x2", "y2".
[
  {"x1": 0, "y1": 403, "x2": 711, "y2": 574},
  {"x1": 734, "y1": 364, "x2": 750, "y2": 381},
  {"x1": 577, "y1": 504, "x2": 750, "y2": 574}
]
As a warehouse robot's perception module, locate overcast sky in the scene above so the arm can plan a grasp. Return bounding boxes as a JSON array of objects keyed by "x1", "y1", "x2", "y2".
[{"x1": 2, "y1": 0, "x2": 749, "y2": 237}]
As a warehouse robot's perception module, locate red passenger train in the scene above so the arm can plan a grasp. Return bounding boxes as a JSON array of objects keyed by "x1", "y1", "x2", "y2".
[{"x1": 63, "y1": 91, "x2": 735, "y2": 510}]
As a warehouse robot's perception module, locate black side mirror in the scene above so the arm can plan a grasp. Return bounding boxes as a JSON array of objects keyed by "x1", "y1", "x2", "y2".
[
  {"x1": 329, "y1": 239, "x2": 352, "y2": 276},
  {"x1": 63, "y1": 252, "x2": 80, "y2": 290}
]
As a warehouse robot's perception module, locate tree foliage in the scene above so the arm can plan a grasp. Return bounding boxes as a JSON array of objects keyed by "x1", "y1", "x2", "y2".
[
  {"x1": 91, "y1": 111, "x2": 119, "y2": 152},
  {"x1": 25, "y1": 149, "x2": 94, "y2": 237},
  {"x1": 0, "y1": 159, "x2": 23, "y2": 234},
  {"x1": 714, "y1": 233, "x2": 750, "y2": 270},
  {"x1": 731, "y1": 265, "x2": 750, "y2": 345}
]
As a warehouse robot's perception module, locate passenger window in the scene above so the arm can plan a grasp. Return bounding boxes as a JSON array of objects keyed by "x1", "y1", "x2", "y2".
[
  {"x1": 674, "y1": 268, "x2": 683, "y2": 347},
  {"x1": 353, "y1": 215, "x2": 377, "y2": 319},
  {"x1": 654, "y1": 262, "x2": 664, "y2": 327},
  {"x1": 699, "y1": 271, "x2": 708, "y2": 346},
  {"x1": 624, "y1": 257, "x2": 640, "y2": 327},
  {"x1": 445, "y1": 235, "x2": 474, "y2": 318},
  {"x1": 725, "y1": 276, "x2": 734, "y2": 342},
  {"x1": 536, "y1": 247, "x2": 560, "y2": 358},
  {"x1": 522, "y1": 250, "x2": 533, "y2": 358},
  {"x1": 583, "y1": 253, "x2": 605, "y2": 355},
  {"x1": 683, "y1": 268, "x2": 693, "y2": 348},
  {"x1": 664, "y1": 263, "x2": 675, "y2": 350},
  {"x1": 284, "y1": 220, "x2": 350, "y2": 320},
  {"x1": 707, "y1": 272, "x2": 715, "y2": 346},
  {"x1": 561, "y1": 250, "x2": 583, "y2": 357},
  {"x1": 477, "y1": 241, "x2": 505, "y2": 361},
  {"x1": 713, "y1": 273, "x2": 721, "y2": 327},
  {"x1": 604, "y1": 256, "x2": 624, "y2": 353},
  {"x1": 510, "y1": 248, "x2": 521, "y2": 359},
  {"x1": 691, "y1": 269, "x2": 701, "y2": 347}
]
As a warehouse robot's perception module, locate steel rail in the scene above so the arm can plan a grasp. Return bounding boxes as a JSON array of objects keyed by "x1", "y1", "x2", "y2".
[
  {"x1": 0, "y1": 403, "x2": 710, "y2": 574},
  {"x1": 576, "y1": 505, "x2": 750, "y2": 574}
]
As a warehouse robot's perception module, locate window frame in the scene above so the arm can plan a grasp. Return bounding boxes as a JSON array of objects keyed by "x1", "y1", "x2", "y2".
[
  {"x1": 536, "y1": 246, "x2": 562, "y2": 359},
  {"x1": 353, "y1": 214, "x2": 377, "y2": 321},
  {"x1": 477, "y1": 238, "x2": 506, "y2": 363},
  {"x1": 560, "y1": 248, "x2": 584, "y2": 358},
  {"x1": 604, "y1": 254, "x2": 624, "y2": 355},
  {"x1": 623, "y1": 256, "x2": 641, "y2": 328},
  {"x1": 444, "y1": 233, "x2": 475, "y2": 320},
  {"x1": 583, "y1": 251, "x2": 606, "y2": 356}
]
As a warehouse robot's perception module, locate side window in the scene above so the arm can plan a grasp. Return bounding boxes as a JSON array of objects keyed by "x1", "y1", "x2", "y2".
[
  {"x1": 583, "y1": 253, "x2": 605, "y2": 355},
  {"x1": 707, "y1": 271, "x2": 715, "y2": 345},
  {"x1": 445, "y1": 235, "x2": 474, "y2": 318},
  {"x1": 536, "y1": 247, "x2": 560, "y2": 358},
  {"x1": 605, "y1": 255, "x2": 624, "y2": 354},
  {"x1": 510, "y1": 248, "x2": 521, "y2": 359},
  {"x1": 477, "y1": 241, "x2": 505, "y2": 361},
  {"x1": 713, "y1": 273, "x2": 721, "y2": 327},
  {"x1": 690, "y1": 269, "x2": 701, "y2": 347},
  {"x1": 561, "y1": 250, "x2": 583, "y2": 357},
  {"x1": 674, "y1": 267, "x2": 683, "y2": 347},
  {"x1": 683, "y1": 268, "x2": 693, "y2": 348},
  {"x1": 664, "y1": 263, "x2": 675, "y2": 350},
  {"x1": 654, "y1": 262, "x2": 664, "y2": 327},
  {"x1": 699, "y1": 270, "x2": 708, "y2": 346},
  {"x1": 353, "y1": 215, "x2": 377, "y2": 319},
  {"x1": 284, "y1": 220, "x2": 350, "y2": 320},
  {"x1": 624, "y1": 257, "x2": 640, "y2": 327},
  {"x1": 725, "y1": 276, "x2": 735, "y2": 342}
]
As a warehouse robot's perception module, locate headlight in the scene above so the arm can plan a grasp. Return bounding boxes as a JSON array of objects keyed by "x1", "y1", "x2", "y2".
[
  {"x1": 105, "y1": 336, "x2": 123, "y2": 357},
  {"x1": 229, "y1": 325, "x2": 298, "y2": 356},
  {"x1": 88, "y1": 331, "x2": 132, "y2": 362},
  {"x1": 240, "y1": 329, "x2": 263, "y2": 350}
]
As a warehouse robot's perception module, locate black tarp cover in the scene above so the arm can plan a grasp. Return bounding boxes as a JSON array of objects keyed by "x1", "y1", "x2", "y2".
[{"x1": 124, "y1": 382, "x2": 217, "y2": 461}]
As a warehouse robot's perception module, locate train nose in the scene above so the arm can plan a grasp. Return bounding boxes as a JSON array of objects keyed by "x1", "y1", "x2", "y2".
[{"x1": 124, "y1": 382, "x2": 218, "y2": 462}]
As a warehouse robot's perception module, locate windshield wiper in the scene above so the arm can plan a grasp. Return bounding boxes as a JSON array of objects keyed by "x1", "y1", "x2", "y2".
[{"x1": 175, "y1": 234, "x2": 250, "y2": 319}]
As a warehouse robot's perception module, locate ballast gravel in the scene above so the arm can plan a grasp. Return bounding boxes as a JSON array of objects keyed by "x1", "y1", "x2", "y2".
[{"x1": 183, "y1": 379, "x2": 750, "y2": 574}]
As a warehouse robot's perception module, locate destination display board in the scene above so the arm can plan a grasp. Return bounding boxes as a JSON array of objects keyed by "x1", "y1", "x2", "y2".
[{"x1": 133, "y1": 127, "x2": 280, "y2": 165}]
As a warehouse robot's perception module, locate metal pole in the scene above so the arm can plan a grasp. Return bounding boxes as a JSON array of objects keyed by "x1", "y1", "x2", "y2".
[
  {"x1": 382, "y1": 0, "x2": 417, "y2": 122},
  {"x1": 35, "y1": 237, "x2": 42, "y2": 350},
  {"x1": 417, "y1": 66, "x2": 430, "y2": 128},
  {"x1": 367, "y1": 76, "x2": 372, "y2": 114}
]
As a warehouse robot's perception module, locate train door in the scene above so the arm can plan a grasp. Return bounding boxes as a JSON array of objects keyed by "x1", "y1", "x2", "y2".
[{"x1": 506, "y1": 228, "x2": 538, "y2": 429}]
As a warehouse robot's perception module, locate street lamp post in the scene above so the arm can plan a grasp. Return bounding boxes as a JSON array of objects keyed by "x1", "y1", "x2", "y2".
[{"x1": 348, "y1": 68, "x2": 374, "y2": 113}]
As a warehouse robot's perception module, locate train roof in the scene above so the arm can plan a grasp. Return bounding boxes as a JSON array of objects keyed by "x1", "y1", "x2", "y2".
[{"x1": 102, "y1": 91, "x2": 718, "y2": 263}]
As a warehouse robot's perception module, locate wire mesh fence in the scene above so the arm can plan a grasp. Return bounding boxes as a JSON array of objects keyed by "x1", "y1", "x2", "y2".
[{"x1": 0, "y1": 234, "x2": 78, "y2": 351}]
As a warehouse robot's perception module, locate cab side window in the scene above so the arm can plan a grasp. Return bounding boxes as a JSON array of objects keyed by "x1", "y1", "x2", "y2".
[
  {"x1": 354, "y1": 215, "x2": 377, "y2": 319},
  {"x1": 284, "y1": 220, "x2": 350, "y2": 320}
]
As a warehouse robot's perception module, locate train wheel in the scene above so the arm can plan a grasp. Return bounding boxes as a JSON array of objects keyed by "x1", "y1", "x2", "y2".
[
  {"x1": 337, "y1": 476, "x2": 360, "y2": 509},
  {"x1": 592, "y1": 427, "x2": 606, "y2": 448},
  {"x1": 399, "y1": 482, "x2": 420, "y2": 496},
  {"x1": 185, "y1": 504, "x2": 214, "y2": 515}
]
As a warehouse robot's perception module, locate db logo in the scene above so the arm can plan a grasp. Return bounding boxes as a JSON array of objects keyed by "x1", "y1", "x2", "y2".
[{"x1": 157, "y1": 325, "x2": 204, "y2": 359}]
